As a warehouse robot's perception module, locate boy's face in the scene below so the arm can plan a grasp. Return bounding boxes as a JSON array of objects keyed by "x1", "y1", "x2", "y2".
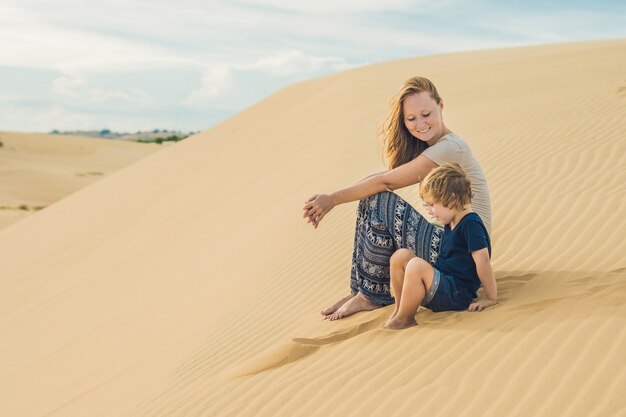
[{"x1": 424, "y1": 199, "x2": 456, "y2": 225}]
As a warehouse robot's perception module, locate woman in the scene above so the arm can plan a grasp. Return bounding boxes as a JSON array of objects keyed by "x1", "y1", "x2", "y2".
[{"x1": 303, "y1": 76, "x2": 492, "y2": 321}]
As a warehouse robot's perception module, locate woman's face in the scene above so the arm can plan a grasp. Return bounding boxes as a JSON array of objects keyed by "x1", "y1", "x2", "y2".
[{"x1": 402, "y1": 91, "x2": 445, "y2": 146}]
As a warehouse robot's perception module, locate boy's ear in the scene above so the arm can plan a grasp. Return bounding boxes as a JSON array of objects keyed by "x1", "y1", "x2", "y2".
[{"x1": 448, "y1": 193, "x2": 457, "y2": 209}]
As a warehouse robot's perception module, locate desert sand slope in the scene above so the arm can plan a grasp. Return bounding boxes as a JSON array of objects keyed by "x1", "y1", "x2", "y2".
[
  {"x1": 0, "y1": 131, "x2": 161, "y2": 230},
  {"x1": 1, "y1": 39, "x2": 625, "y2": 417}
]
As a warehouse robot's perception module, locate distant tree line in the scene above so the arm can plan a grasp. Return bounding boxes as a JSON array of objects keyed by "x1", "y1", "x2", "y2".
[
  {"x1": 137, "y1": 134, "x2": 189, "y2": 144},
  {"x1": 48, "y1": 128, "x2": 199, "y2": 143}
]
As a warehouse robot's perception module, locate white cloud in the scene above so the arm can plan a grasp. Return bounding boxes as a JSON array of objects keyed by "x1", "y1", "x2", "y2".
[
  {"x1": 185, "y1": 50, "x2": 352, "y2": 106},
  {"x1": 186, "y1": 65, "x2": 233, "y2": 102},
  {"x1": 52, "y1": 76, "x2": 154, "y2": 106},
  {"x1": 0, "y1": 0, "x2": 482, "y2": 74},
  {"x1": 236, "y1": 0, "x2": 462, "y2": 13},
  {"x1": 0, "y1": 25, "x2": 173, "y2": 73},
  {"x1": 470, "y1": 8, "x2": 626, "y2": 43},
  {"x1": 0, "y1": 103, "x2": 94, "y2": 132},
  {"x1": 246, "y1": 50, "x2": 351, "y2": 75},
  {"x1": 1, "y1": 0, "x2": 624, "y2": 132},
  {"x1": 0, "y1": 1, "x2": 205, "y2": 74}
]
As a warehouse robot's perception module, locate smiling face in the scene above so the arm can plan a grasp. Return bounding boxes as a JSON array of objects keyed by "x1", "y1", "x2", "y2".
[
  {"x1": 402, "y1": 91, "x2": 446, "y2": 146},
  {"x1": 423, "y1": 198, "x2": 456, "y2": 226}
]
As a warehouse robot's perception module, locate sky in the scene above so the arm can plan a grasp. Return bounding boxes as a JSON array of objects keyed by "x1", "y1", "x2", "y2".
[{"x1": 1, "y1": 0, "x2": 625, "y2": 133}]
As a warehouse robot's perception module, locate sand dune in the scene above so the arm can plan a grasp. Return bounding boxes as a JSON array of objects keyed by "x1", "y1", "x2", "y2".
[
  {"x1": 0, "y1": 131, "x2": 161, "y2": 230},
  {"x1": 1, "y1": 39, "x2": 625, "y2": 417}
]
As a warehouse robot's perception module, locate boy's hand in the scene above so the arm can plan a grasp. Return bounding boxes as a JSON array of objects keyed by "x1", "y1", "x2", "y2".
[{"x1": 468, "y1": 298, "x2": 496, "y2": 312}]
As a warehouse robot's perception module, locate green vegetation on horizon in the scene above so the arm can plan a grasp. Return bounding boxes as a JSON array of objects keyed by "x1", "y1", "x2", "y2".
[{"x1": 136, "y1": 134, "x2": 189, "y2": 144}]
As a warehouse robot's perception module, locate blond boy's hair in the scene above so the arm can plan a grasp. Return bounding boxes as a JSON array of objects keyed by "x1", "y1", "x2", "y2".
[{"x1": 420, "y1": 162, "x2": 473, "y2": 210}]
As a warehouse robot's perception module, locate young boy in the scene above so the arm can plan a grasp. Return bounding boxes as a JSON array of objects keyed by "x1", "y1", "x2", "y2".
[{"x1": 383, "y1": 162, "x2": 497, "y2": 330}]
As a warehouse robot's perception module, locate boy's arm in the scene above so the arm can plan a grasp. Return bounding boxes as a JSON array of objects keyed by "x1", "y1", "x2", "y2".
[{"x1": 469, "y1": 247, "x2": 497, "y2": 312}]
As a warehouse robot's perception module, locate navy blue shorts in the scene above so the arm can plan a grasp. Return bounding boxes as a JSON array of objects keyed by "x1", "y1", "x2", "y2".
[{"x1": 421, "y1": 269, "x2": 474, "y2": 312}]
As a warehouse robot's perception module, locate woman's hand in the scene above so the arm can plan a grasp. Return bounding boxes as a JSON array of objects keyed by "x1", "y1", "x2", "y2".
[
  {"x1": 302, "y1": 194, "x2": 335, "y2": 229},
  {"x1": 468, "y1": 298, "x2": 497, "y2": 312}
]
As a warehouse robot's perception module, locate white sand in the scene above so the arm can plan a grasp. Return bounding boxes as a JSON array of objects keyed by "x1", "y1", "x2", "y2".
[{"x1": 0, "y1": 38, "x2": 625, "y2": 417}]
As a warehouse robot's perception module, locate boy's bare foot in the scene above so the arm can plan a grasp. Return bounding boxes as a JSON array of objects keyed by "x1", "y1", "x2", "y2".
[
  {"x1": 382, "y1": 316, "x2": 417, "y2": 330},
  {"x1": 379, "y1": 310, "x2": 400, "y2": 328},
  {"x1": 327, "y1": 292, "x2": 382, "y2": 321},
  {"x1": 387, "y1": 308, "x2": 399, "y2": 322},
  {"x1": 321, "y1": 294, "x2": 355, "y2": 317}
]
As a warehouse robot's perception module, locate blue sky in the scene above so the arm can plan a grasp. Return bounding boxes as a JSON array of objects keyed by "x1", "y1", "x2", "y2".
[{"x1": 1, "y1": 0, "x2": 624, "y2": 133}]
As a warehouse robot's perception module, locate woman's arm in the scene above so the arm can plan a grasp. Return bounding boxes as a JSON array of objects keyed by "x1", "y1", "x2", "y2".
[
  {"x1": 303, "y1": 155, "x2": 438, "y2": 229},
  {"x1": 329, "y1": 174, "x2": 390, "y2": 206},
  {"x1": 381, "y1": 155, "x2": 438, "y2": 192},
  {"x1": 331, "y1": 155, "x2": 439, "y2": 205},
  {"x1": 355, "y1": 170, "x2": 387, "y2": 184},
  {"x1": 303, "y1": 172, "x2": 390, "y2": 229}
]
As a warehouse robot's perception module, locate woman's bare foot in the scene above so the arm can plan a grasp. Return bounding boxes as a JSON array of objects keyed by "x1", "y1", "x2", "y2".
[
  {"x1": 382, "y1": 315, "x2": 417, "y2": 330},
  {"x1": 321, "y1": 294, "x2": 355, "y2": 317},
  {"x1": 327, "y1": 292, "x2": 383, "y2": 321}
]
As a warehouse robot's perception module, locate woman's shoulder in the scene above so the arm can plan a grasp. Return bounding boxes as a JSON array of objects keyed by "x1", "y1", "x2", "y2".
[
  {"x1": 429, "y1": 133, "x2": 469, "y2": 152},
  {"x1": 440, "y1": 133, "x2": 470, "y2": 148},
  {"x1": 421, "y1": 133, "x2": 470, "y2": 165}
]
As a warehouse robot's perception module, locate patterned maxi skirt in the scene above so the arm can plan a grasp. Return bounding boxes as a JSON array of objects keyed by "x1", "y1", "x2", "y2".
[{"x1": 350, "y1": 191, "x2": 444, "y2": 306}]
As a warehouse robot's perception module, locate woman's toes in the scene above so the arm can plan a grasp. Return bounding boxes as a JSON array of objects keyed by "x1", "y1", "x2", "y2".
[{"x1": 330, "y1": 311, "x2": 343, "y2": 321}]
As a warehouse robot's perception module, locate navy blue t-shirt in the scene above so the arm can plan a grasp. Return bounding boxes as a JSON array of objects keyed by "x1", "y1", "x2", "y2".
[{"x1": 433, "y1": 212, "x2": 491, "y2": 299}]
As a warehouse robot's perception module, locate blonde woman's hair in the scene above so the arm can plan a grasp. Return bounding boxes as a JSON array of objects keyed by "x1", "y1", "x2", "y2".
[
  {"x1": 420, "y1": 162, "x2": 473, "y2": 210},
  {"x1": 381, "y1": 76, "x2": 442, "y2": 169}
]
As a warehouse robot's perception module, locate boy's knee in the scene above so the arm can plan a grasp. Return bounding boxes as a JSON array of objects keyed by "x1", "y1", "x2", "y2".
[
  {"x1": 406, "y1": 257, "x2": 429, "y2": 274},
  {"x1": 391, "y1": 248, "x2": 414, "y2": 265}
]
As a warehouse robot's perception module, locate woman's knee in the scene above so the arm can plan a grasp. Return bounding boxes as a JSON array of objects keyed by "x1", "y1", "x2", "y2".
[
  {"x1": 361, "y1": 191, "x2": 395, "y2": 206},
  {"x1": 377, "y1": 191, "x2": 395, "y2": 198},
  {"x1": 357, "y1": 196, "x2": 369, "y2": 210}
]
